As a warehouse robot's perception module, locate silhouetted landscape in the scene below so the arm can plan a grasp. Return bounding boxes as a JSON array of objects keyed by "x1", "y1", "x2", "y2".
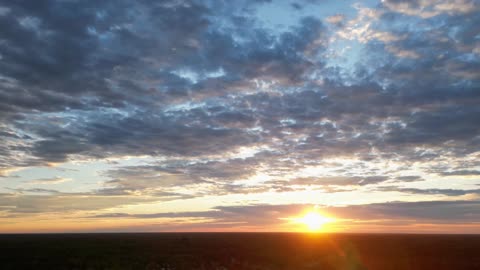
[
  {"x1": 2, "y1": 233, "x2": 480, "y2": 270},
  {"x1": 1, "y1": 1, "x2": 480, "y2": 269}
]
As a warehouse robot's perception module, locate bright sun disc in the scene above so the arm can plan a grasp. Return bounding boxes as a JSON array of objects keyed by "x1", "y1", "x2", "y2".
[{"x1": 297, "y1": 211, "x2": 333, "y2": 231}]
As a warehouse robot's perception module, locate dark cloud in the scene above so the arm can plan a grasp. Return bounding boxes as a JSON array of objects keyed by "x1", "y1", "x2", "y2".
[
  {"x1": 90, "y1": 211, "x2": 219, "y2": 219},
  {"x1": 440, "y1": 170, "x2": 480, "y2": 176},
  {"x1": 88, "y1": 200, "x2": 480, "y2": 224},
  {"x1": 289, "y1": 176, "x2": 390, "y2": 186},
  {"x1": 9, "y1": 188, "x2": 61, "y2": 194},
  {"x1": 0, "y1": 0, "x2": 329, "y2": 169},
  {"x1": 377, "y1": 186, "x2": 480, "y2": 197},
  {"x1": 2, "y1": 1, "x2": 479, "y2": 168},
  {"x1": 0, "y1": 189, "x2": 187, "y2": 214},
  {"x1": 385, "y1": 106, "x2": 480, "y2": 147},
  {"x1": 392, "y1": 176, "x2": 424, "y2": 182},
  {"x1": 0, "y1": 193, "x2": 155, "y2": 214},
  {"x1": 331, "y1": 200, "x2": 480, "y2": 222}
]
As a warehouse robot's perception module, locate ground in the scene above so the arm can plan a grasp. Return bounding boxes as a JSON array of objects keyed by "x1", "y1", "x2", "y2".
[{"x1": 1, "y1": 233, "x2": 480, "y2": 270}]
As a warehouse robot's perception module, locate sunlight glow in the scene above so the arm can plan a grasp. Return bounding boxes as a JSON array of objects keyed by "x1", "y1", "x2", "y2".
[{"x1": 290, "y1": 210, "x2": 335, "y2": 232}]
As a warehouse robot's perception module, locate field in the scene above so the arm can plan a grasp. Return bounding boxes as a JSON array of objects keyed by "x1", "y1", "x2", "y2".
[{"x1": 1, "y1": 233, "x2": 480, "y2": 269}]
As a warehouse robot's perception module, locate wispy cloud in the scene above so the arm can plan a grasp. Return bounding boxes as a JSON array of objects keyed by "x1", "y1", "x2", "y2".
[{"x1": 27, "y1": 177, "x2": 72, "y2": 185}]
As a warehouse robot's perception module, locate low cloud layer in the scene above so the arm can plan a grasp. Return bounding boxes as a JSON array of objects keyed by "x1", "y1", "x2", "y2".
[{"x1": 87, "y1": 201, "x2": 480, "y2": 231}]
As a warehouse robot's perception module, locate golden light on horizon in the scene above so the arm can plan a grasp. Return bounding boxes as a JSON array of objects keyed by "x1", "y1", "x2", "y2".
[{"x1": 288, "y1": 209, "x2": 335, "y2": 232}]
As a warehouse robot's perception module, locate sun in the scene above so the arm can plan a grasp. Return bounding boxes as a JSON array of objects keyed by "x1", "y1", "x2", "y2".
[{"x1": 294, "y1": 210, "x2": 334, "y2": 232}]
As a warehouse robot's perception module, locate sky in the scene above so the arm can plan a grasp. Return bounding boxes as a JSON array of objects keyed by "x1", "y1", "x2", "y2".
[{"x1": 0, "y1": 0, "x2": 479, "y2": 233}]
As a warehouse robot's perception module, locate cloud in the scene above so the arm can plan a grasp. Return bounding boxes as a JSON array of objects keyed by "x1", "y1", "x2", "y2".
[
  {"x1": 27, "y1": 177, "x2": 72, "y2": 185},
  {"x1": 382, "y1": 0, "x2": 479, "y2": 18},
  {"x1": 0, "y1": 188, "x2": 190, "y2": 214},
  {"x1": 289, "y1": 176, "x2": 390, "y2": 186},
  {"x1": 9, "y1": 188, "x2": 61, "y2": 194},
  {"x1": 87, "y1": 200, "x2": 480, "y2": 225},
  {"x1": 1, "y1": 0, "x2": 477, "y2": 169},
  {"x1": 392, "y1": 175, "x2": 424, "y2": 182},
  {"x1": 385, "y1": 45, "x2": 420, "y2": 59},
  {"x1": 0, "y1": 193, "x2": 156, "y2": 214},
  {"x1": 377, "y1": 186, "x2": 480, "y2": 197},
  {"x1": 0, "y1": 0, "x2": 329, "y2": 170},
  {"x1": 440, "y1": 170, "x2": 480, "y2": 176},
  {"x1": 325, "y1": 14, "x2": 345, "y2": 26}
]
